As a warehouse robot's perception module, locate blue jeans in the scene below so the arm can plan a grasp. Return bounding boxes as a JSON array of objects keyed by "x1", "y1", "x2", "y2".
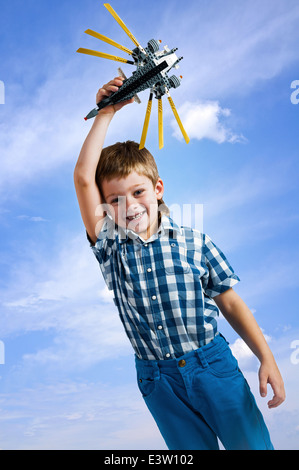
[{"x1": 135, "y1": 334, "x2": 274, "y2": 450}]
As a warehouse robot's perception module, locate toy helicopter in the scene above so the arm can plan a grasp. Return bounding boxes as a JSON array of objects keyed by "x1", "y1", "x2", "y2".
[{"x1": 77, "y1": 3, "x2": 190, "y2": 150}]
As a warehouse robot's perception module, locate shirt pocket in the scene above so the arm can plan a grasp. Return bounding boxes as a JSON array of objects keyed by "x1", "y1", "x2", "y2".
[
  {"x1": 158, "y1": 241, "x2": 191, "y2": 274},
  {"x1": 120, "y1": 244, "x2": 145, "y2": 277}
]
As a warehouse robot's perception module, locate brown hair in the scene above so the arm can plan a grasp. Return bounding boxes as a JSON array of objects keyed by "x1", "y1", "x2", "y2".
[{"x1": 96, "y1": 141, "x2": 169, "y2": 214}]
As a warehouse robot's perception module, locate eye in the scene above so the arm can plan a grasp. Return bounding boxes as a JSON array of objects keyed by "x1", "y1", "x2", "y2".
[
  {"x1": 110, "y1": 197, "x2": 119, "y2": 205},
  {"x1": 134, "y1": 189, "x2": 144, "y2": 197}
]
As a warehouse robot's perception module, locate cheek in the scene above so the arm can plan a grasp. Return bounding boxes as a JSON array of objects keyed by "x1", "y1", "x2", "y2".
[
  {"x1": 148, "y1": 198, "x2": 158, "y2": 212},
  {"x1": 114, "y1": 207, "x2": 125, "y2": 221},
  {"x1": 146, "y1": 203, "x2": 159, "y2": 222},
  {"x1": 108, "y1": 206, "x2": 120, "y2": 222}
]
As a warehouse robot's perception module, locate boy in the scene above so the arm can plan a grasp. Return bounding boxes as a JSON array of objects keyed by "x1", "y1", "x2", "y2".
[{"x1": 74, "y1": 77, "x2": 285, "y2": 450}]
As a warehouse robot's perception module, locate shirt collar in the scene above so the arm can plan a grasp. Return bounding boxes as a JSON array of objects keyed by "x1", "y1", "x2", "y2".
[{"x1": 117, "y1": 214, "x2": 182, "y2": 244}]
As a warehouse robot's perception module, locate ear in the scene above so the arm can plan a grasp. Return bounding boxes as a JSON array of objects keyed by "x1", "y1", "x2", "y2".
[{"x1": 155, "y1": 178, "x2": 164, "y2": 200}]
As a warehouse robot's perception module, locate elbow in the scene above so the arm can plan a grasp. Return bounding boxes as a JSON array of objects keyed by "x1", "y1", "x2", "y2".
[{"x1": 73, "y1": 167, "x2": 92, "y2": 188}]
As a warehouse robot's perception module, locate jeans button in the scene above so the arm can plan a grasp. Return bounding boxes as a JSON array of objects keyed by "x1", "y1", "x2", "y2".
[{"x1": 178, "y1": 359, "x2": 186, "y2": 367}]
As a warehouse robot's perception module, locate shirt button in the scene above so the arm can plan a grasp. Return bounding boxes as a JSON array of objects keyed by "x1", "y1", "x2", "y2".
[
  {"x1": 147, "y1": 268, "x2": 152, "y2": 273},
  {"x1": 144, "y1": 243, "x2": 148, "y2": 247},
  {"x1": 151, "y1": 295, "x2": 157, "y2": 301},
  {"x1": 165, "y1": 353, "x2": 171, "y2": 358},
  {"x1": 157, "y1": 325, "x2": 163, "y2": 330}
]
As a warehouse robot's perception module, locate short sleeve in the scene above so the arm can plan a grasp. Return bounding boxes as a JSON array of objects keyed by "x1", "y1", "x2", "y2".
[
  {"x1": 202, "y1": 234, "x2": 240, "y2": 298},
  {"x1": 87, "y1": 215, "x2": 117, "y2": 273}
]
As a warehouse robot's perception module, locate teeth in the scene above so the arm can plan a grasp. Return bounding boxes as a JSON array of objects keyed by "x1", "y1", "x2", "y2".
[{"x1": 127, "y1": 211, "x2": 145, "y2": 221}]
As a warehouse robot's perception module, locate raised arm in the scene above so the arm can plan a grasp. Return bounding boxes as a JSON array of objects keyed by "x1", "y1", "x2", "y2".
[{"x1": 74, "y1": 77, "x2": 134, "y2": 244}]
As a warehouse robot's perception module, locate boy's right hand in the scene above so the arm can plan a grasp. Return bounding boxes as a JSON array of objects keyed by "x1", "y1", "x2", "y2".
[{"x1": 96, "y1": 77, "x2": 134, "y2": 116}]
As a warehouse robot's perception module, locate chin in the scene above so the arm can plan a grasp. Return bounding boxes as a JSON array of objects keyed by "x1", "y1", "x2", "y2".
[{"x1": 128, "y1": 220, "x2": 148, "y2": 234}]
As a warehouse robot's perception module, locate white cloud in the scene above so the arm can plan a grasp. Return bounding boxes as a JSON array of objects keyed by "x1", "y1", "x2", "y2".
[
  {"x1": 163, "y1": 0, "x2": 299, "y2": 99},
  {"x1": 183, "y1": 153, "x2": 299, "y2": 256},
  {"x1": 0, "y1": 54, "x2": 144, "y2": 201},
  {"x1": 171, "y1": 101, "x2": 245, "y2": 144},
  {"x1": 241, "y1": 329, "x2": 299, "y2": 450},
  {"x1": 230, "y1": 337, "x2": 255, "y2": 361},
  {"x1": 0, "y1": 232, "x2": 131, "y2": 367},
  {"x1": 1, "y1": 0, "x2": 299, "y2": 451},
  {"x1": 17, "y1": 215, "x2": 48, "y2": 223},
  {"x1": 1, "y1": 224, "x2": 298, "y2": 449},
  {"x1": 203, "y1": 159, "x2": 292, "y2": 217},
  {"x1": 1, "y1": 328, "x2": 298, "y2": 450},
  {"x1": 230, "y1": 331, "x2": 272, "y2": 371},
  {"x1": 0, "y1": 380, "x2": 166, "y2": 450},
  {"x1": 2, "y1": 0, "x2": 298, "y2": 200}
]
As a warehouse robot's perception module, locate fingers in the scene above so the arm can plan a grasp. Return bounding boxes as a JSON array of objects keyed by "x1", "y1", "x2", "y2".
[
  {"x1": 259, "y1": 366, "x2": 286, "y2": 408},
  {"x1": 268, "y1": 392, "x2": 285, "y2": 408},
  {"x1": 268, "y1": 394, "x2": 283, "y2": 409},
  {"x1": 117, "y1": 97, "x2": 135, "y2": 107},
  {"x1": 259, "y1": 371, "x2": 268, "y2": 398},
  {"x1": 96, "y1": 77, "x2": 124, "y2": 103},
  {"x1": 267, "y1": 381, "x2": 286, "y2": 409}
]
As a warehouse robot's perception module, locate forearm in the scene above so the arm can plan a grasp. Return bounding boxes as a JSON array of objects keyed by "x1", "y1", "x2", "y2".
[
  {"x1": 74, "y1": 112, "x2": 113, "y2": 183},
  {"x1": 215, "y1": 289, "x2": 273, "y2": 363},
  {"x1": 73, "y1": 77, "x2": 134, "y2": 244},
  {"x1": 215, "y1": 288, "x2": 286, "y2": 407}
]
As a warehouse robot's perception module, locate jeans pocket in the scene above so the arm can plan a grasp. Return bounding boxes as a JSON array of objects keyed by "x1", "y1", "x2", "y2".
[
  {"x1": 207, "y1": 344, "x2": 239, "y2": 378},
  {"x1": 137, "y1": 369, "x2": 158, "y2": 398}
]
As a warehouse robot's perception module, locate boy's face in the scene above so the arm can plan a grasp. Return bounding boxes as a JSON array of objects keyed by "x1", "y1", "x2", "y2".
[{"x1": 101, "y1": 171, "x2": 164, "y2": 240}]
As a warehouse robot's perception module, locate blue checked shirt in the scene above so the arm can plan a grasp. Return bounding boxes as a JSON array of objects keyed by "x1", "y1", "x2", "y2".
[{"x1": 89, "y1": 215, "x2": 240, "y2": 360}]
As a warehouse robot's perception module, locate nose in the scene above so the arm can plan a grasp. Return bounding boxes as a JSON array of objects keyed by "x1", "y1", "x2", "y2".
[
  {"x1": 126, "y1": 203, "x2": 140, "y2": 217},
  {"x1": 126, "y1": 196, "x2": 139, "y2": 213}
]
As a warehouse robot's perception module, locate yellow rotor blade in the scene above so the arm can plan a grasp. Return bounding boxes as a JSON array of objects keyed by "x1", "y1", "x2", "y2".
[
  {"x1": 77, "y1": 48, "x2": 133, "y2": 64},
  {"x1": 139, "y1": 93, "x2": 153, "y2": 150},
  {"x1": 85, "y1": 29, "x2": 133, "y2": 55},
  {"x1": 158, "y1": 98, "x2": 164, "y2": 149},
  {"x1": 104, "y1": 3, "x2": 142, "y2": 50},
  {"x1": 167, "y1": 94, "x2": 190, "y2": 144}
]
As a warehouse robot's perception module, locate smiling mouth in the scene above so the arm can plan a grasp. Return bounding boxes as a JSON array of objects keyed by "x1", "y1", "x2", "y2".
[{"x1": 126, "y1": 210, "x2": 146, "y2": 222}]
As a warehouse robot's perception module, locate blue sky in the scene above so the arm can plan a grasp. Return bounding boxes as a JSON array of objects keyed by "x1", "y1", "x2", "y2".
[{"x1": 0, "y1": 0, "x2": 299, "y2": 450}]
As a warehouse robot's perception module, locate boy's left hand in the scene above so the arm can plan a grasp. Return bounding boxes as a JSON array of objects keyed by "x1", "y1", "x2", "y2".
[{"x1": 259, "y1": 359, "x2": 286, "y2": 408}]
